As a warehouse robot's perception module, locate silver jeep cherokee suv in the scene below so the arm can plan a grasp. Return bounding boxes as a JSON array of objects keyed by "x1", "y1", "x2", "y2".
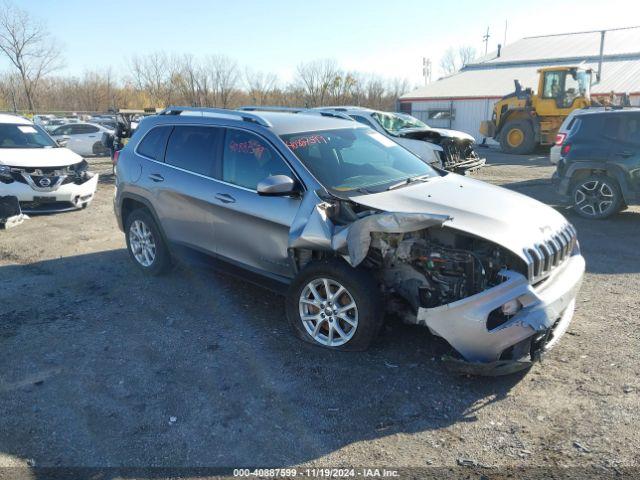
[{"x1": 114, "y1": 106, "x2": 585, "y2": 374}]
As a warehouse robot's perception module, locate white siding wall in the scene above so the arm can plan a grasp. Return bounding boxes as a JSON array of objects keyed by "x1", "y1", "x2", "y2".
[
  {"x1": 409, "y1": 98, "x2": 499, "y2": 142},
  {"x1": 408, "y1": 95, "x2": 640, "y2": 142}
]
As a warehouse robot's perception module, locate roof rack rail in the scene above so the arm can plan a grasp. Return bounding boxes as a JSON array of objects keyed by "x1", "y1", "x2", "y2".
[
  {"x1": 238, "y1": 106, "x2": 305, "y2": 113},
  {"x1": 238, "y1": 105, "x2": 354, "y2": 121},
  {"x1": 159, "y1": 106, "x2": 272, "y2": 127}
]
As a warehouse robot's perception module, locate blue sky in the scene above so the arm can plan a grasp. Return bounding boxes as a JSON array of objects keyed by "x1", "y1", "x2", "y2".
[{"x1": 9, "y1": 0, "x2": 640, "y2": 85}]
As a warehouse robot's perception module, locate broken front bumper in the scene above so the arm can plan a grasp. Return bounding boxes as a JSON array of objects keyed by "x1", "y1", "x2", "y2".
[{"x1": 415, "y1": 252, "x2": 585, "y2": 368}]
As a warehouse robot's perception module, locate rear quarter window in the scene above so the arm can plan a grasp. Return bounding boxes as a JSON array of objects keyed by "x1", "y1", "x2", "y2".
[{"x1": 137, "y1": 126, "x2": 172, "y2": 161}]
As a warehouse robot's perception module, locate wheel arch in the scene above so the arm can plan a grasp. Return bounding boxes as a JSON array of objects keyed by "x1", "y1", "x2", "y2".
[
  {"x1": 119, "y1": 193, "x2": 171, "y2": 249},
  {"x1": 566, "y1": 163, "x2": 632, "y2": 202}
]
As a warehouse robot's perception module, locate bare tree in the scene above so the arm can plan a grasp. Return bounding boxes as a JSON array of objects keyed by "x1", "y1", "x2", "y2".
[
  {"x1": 439, "y1": 47, "x2": 458, "y2": 76},
  {"x1": 0, "y1": 71, "x2": 23, "y2": 111},
  {"x1": 458, "y1": 46, "x2": 477, "y2": 67},
  {"x1": 129, "y1": 52, "x2": 177, "y2": 106},
  {"x1": 244, "y1": 68, "x2": 278, "y2": 105},
  {"x1": 202, "y1": 55, "x2": 240, "y2": 108},
  {"x1": 295, "y1": 59, "x2": 340, "y2": 107},
  {"x1": 0, "y1": 1, "x2": 63, "y2": 111}
]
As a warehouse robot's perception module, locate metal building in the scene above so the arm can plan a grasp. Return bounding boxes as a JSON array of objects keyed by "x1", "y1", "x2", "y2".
[{"x1": 399, "y1": 26, "x2": 640, "y2": 141}]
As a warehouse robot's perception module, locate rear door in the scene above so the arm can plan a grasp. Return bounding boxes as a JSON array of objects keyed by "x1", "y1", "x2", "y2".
[
  {"x1": 139, "y1": 124, "x2": 223, "y2": 253},
  {"x1": 210, "y1": 128, "x2": 302, "y2": 278},
  {"x1": 608, "y1": 113, "x2": 640, "y2": 193}
]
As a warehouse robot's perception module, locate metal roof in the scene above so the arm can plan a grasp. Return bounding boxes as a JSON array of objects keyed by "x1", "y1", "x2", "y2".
[
  {"x1": 471, "y1": 26, "x2": 640, "y2": 66},
  {"x1": 401, "y1": 27, "x2": 640, "y2": 101}
]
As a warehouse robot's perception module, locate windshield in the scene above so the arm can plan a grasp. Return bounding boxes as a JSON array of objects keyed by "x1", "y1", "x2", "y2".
[
  {"x1": 575, "y1": 70, "x2": 591, "y2": 101},
  {"x1": 372, "y1": 112, "x2": 429, "y2": 135},
  {"x1": 0, "y1": 124, "x2": 57, "y2": 149},
  {"x1": 281, "y1": 127, "x2": 437, "y2": 193}
]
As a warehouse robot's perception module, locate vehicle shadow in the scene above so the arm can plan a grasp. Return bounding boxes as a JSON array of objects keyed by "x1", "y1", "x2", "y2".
[{"x1": 0, "y1": 249, "x2": 526, "y2": 473}]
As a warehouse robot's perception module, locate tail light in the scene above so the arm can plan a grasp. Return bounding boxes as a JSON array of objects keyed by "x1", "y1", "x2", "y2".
[
  {"x1": 561, "y1": 143, "x2": 572, "y2": 156},
  {"x1": 554, "y1": 133, "x2": 567, "y2": 145},
  {"x1": 112, "y1": 150, "x2": 120, "y2": 166}
]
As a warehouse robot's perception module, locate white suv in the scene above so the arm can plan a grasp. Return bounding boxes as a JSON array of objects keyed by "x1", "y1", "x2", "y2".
[{"x1": 0, "y1": 114, "x2": 99, "y2": 213}]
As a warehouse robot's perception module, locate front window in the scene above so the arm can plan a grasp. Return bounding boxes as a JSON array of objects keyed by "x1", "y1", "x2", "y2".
[
  {"x1": 0, "y1": 124, "x2": 57, "y2": 149},
  {"x1": 371, "y1": 112, "x2": 429, "y2": 135},
  {"x1": 281, "y1": 128, "x2": 437, "y2": 193}
]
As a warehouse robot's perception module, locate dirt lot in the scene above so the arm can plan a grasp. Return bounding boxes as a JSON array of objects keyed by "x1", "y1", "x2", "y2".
[{"x1": 1, "y1": 149, "x2": 639, "y2": 475}]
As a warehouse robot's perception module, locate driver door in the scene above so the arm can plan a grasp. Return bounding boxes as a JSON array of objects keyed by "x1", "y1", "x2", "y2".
[{"x1": 210, "y1": 128, "x2": 302, "y2": 278}]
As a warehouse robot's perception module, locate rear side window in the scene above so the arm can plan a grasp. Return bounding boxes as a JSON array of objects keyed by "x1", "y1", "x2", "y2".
[
  {"x1": 619, "y1": 115, "x2": 640, "y2": 143},
  {"x1": 165, "y1": 126, "x2": 222, "y2": 176},
  {"x1": 137, "y1": 126, "x2": 171, "y2": 160}
]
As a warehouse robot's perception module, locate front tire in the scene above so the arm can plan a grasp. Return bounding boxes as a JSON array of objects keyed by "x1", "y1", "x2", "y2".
[
  {"x1": 286, "y1": 259, "x2": 383, "y2": 351},
  {"x1": 125, "y1": 209, "x2": 172, "y2": 275},
  {"x1": 571, "y1": 175, "x2": 623, "y2": 219},
  {"x1": 500, "y1": 120, "x2": 536, "y2": 154}
]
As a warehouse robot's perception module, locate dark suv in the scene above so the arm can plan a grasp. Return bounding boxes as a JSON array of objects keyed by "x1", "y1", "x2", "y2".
[{"x1": 555, "y1": 109, "x2": 640, "y2": 219}]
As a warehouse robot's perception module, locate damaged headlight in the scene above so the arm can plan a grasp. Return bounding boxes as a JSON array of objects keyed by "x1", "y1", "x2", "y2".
[{"x1": 70, "y1": 160, "x2": 94, "y2": 183}]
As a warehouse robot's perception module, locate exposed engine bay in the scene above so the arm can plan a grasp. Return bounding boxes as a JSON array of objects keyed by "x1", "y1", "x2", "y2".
[
  {"x1": 364, "y1": 228, "x2": 523, "y2": 312},
  {"x1": 397, "y1": 129, "x2": 485, "y2": 173}
]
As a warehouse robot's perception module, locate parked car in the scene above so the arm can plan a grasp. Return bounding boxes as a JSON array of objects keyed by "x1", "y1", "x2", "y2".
[
  {"x1": 114, "y1": 106, "x2": 584, "y2": 375},
  {"x1": 312, "y1": 107, "x2": 486, "y2": 174},
  {"x1": 43, "y1": 118, "x2": 69, "y2": 132},
  {"x1": 0, "y1": 114, "x2": 99, "y2": 213},
  {"x1": 555, "y1": 108, "x2": 640, "y2": 219},
  {"x1": 50, "y1": 122, "x2": 113, "y2": 156}
]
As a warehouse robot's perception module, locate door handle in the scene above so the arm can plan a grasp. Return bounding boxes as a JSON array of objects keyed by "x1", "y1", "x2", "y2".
[
  {"x1": 148, "y1": 173, "x2": 164, "y2": 182},
  {"x1": 215, "y1": 193, "x2": 236, "y2": 204},
  {"x1": 616, "y1": 151, "x2": 633, "y2": 158}
]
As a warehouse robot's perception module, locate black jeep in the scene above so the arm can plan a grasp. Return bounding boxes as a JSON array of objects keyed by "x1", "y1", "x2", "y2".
[{"x1": 555, "y1": 109, "x2": 640, "y2": 219}]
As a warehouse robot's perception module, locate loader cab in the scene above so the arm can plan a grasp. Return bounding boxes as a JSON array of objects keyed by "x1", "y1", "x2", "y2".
[{"x1": 536, "y1": 67, "x2": 592, "y2": 115}]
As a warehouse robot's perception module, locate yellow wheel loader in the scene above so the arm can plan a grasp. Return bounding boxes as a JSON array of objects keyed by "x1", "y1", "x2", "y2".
[{"x1": 480, "y1": 66, "x2": 593, "y2": 154}]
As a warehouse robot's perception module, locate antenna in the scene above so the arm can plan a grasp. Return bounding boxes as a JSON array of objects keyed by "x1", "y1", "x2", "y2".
[{"x1": 483, "y1": 26, "x2": 491, "y2": 55}]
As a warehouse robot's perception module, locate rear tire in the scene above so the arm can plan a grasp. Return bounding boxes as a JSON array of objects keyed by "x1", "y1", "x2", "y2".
[
  {"x1": 286, "y1": 259, "x2": 383, "y2": 351},
  {"x1": 571, "y1": 175, "x2": 623, "y2": 219},
  {"x1": 125, "y1": 209, "x2": 172, "y2": 275},
  {"x1": 500, "y1": 120, "x2": 536, "y2": 154}
]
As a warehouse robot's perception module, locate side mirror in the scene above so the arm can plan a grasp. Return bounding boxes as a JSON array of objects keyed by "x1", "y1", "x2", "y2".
[
  {"x1": 257, "y1": 175, "x2": 298, "y2": 196},
  {"x1": 56, "y1": 136, "x2": 69, "y2": 147}
]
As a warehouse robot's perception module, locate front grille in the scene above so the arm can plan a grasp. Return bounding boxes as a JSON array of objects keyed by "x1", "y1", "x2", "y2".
[
  {"x1": 440, "y1": 139, "x2": 477, "y2": 168},
  {"x1": 524, "y1": 224, "x2": 577, "y2": 284}
]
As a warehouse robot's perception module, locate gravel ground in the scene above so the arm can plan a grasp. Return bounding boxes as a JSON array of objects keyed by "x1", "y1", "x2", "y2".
[{"x1": 0, "y1": 149, "x2": 638, "y2": 476}]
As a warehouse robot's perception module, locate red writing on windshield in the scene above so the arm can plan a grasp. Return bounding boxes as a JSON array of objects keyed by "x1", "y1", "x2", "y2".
[{"x1": 285, "y1": 135, "x2": 328, "y2": 151}]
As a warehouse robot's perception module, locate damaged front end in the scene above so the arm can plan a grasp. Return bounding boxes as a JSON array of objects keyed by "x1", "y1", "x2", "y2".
[
  {"x1": 398, "y1": 129, "x2": 486, "y2": 174},
  {"x1": 288, "y1": 190, "x2": 584, "y2": 375}
]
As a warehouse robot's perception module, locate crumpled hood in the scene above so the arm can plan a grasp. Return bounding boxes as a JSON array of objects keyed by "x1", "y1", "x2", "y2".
[
  {"x1": 0, "y1": 147, "x2": 83, "y2": 168},
  {"x1": 349, "y1": 173, "x2": 569, "y2": 261}
]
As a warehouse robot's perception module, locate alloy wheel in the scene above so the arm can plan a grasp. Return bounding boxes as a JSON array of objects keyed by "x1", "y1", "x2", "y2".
[
  {"x1": 299, "y1": 278, "x2": 358, "y2": 347},
  {"x1": 574, "y1": 179, "x2": 615, "y2": 217},
  {"x1": 129, "y1": 219, "x2": 156, "y2": 267}
]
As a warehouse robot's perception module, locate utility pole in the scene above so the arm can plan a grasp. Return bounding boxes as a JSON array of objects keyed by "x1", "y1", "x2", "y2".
[
  {"x1": 483, "y1": 26, "x2": 491, "y2": 55},
  {"x1": 422, "y1": 57, "x2": 432, "y2": 85}
]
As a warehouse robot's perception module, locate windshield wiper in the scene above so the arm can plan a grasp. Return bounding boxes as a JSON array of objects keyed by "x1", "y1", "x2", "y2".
[{"x1": 386, "y1": 175, "x2": 429, "y2": 191}]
